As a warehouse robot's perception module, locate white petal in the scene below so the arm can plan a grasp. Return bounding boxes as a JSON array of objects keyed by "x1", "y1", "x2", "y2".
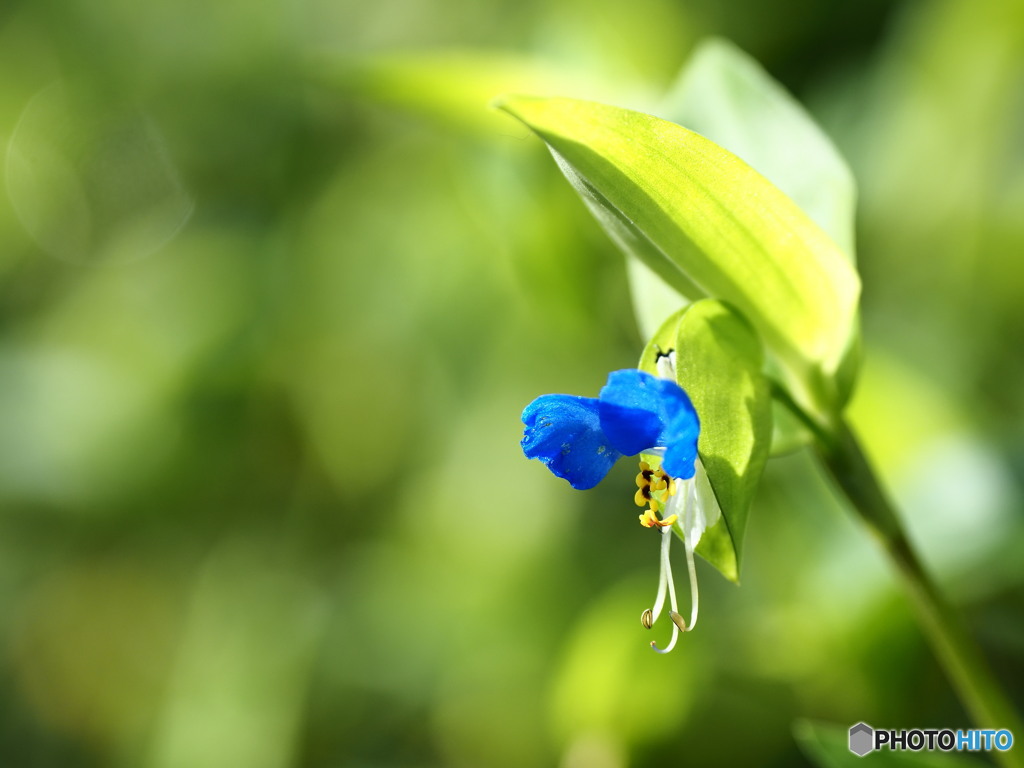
[{"x1": 685, "y1": 458, "x2": 721, "y2": 549}]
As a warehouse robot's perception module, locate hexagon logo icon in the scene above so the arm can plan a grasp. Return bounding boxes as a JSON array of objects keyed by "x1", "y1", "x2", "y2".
[{"x1": 849, "y1": 722, "x2": 874, "y2": 756}]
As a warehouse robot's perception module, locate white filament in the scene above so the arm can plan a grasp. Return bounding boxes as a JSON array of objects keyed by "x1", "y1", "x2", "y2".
[
  {"x1": 684, "y1": 533, "x2": 700, "y2": 632},
  {"x1": 683, "y1": 480, "x2": 700, "y2": 631},
  {"x1": 649, "y1": 477, "x2": 702, "y2": 653},
  {"x1": 651, "y1": 525, "x2": 680, "y2": 654},
  {"x1": 650, "y1": 522, "x2": 671, "y2": 622}
]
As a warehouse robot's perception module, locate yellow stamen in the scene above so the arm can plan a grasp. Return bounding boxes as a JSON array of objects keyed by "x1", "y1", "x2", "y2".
[
  {"x1": 635, "y1": 460, "x2": 677, "y2": 513},
  {"x1": 634, "y1": 486, "x2": 661, "y2": 511},
  {"x1": 665, "y1": 475, "x2": 677, "y2": 496},
  {"x1": 639, "y1": 509, "x2": 678, "y2": 528},
  {"x1": 635, "y1": 462, "x2": 655, "y2": 488}
]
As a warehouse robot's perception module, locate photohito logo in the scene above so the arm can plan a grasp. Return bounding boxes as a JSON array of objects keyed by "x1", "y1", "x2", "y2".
[{"x1": 848, "y1": 723, "x2": 1014, "y2": 757}]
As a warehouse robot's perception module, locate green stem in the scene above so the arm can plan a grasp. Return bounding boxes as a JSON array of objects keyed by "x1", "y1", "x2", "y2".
[{"x1": 817, "y1": 419, "x2": 1023, "y2": 766}]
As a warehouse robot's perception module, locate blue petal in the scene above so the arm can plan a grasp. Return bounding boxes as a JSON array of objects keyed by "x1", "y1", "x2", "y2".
[
  {"x1": 597, "y1": 370, "x2": 672, "y2": 454},
  {"x1": 661, "y1": 431, "x2": 698, "y2": 479},
  {"x1": 521, "y1": 394, "x2": 623, "y2": 490},
  {"x1": 598, "y1": 369, "x2": 700, "y2": 477}
]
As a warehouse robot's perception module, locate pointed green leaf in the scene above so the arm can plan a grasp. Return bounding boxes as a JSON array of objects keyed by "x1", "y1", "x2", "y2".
[
  {"x1": 497, "y1": 95, "x2": 860, "y2": 422},
  {"x1": 657, "y1": 38, "x2": 865, "y2": 434},
  {"x1": 661, "y1": 38, "x2": 857, "y2": 261},
  {"x1": 660, "y1": 38, "x2": 863, "y2": 421},
  {"x1": 638, "y1": 300, "x2": 771, "y2": 582}
]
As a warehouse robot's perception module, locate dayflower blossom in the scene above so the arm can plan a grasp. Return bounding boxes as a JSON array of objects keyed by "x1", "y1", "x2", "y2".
[{"x1": 521, "y1": 356, "x2": 719, "y2": 653}]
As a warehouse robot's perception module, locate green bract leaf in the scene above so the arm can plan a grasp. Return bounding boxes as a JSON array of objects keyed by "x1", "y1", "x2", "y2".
[
  {"x1": 496, "y1": 94, "x2": 860, "y2": 423},
  {"x1": 639, "y1": 300, "x2": 771, "y2": 582}
]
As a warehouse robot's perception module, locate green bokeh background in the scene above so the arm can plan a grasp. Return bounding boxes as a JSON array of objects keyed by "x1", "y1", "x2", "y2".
[{"x1": 0, "y1": 0, "x2": 1022, "y2": 766}]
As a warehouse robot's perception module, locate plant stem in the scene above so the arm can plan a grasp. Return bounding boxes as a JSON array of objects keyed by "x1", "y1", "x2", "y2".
[{"x1": 817, "y1": 419, "x2": 1023, "y2": 766}]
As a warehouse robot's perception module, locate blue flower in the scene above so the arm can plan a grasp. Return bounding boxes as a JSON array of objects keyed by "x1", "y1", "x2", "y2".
[
  {"x1": 521, "y1": 365, "x2": 713, "y2": 653},
  {"x1": 521, "y1": 368, "x2": 699, "y2": 490}
]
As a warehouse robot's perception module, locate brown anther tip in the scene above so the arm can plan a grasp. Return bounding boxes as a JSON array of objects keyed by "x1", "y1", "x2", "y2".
[
  {"x1": 669, "y1": 611, "x2": 687, "y2": 632},
  {"x1": 641, "y1": 608, "x2": 653, "y2": 629}
]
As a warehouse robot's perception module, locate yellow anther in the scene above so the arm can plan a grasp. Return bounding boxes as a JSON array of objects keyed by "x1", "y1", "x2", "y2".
[
  {"x1": 635, "y1": 460, "x2": 677, "y2": 512},
  {"x1": 664, "y1": 475, "x2": 677, "y2": 496},
  {"x1": 634, "y1": 485, "x2": 659, "y2": 510},
  {"x1": 635, "y1": 462, "x2": 655, "y2": 488},
  {"x1": 639, "y1": 509, "x2": 678, "y2": 528}
]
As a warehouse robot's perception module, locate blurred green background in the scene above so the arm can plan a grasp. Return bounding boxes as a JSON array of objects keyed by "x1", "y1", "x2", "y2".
[{"x1": 0, "y1": 0, "x2": 1022, "y2": 766}]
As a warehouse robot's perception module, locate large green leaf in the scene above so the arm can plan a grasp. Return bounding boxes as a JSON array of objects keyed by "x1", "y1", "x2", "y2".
[
  {"x1": 497, "y1": 95, "x2": 860, "y2": 423},
  {"x1": 638, "y1": 300, "x2": 771, "y2": 582},
  {"x1": 659, "y1": 39, "x2": 863, "y2": 444},
  {"x1": 660, "y1": 38, "x2": 857, "y2": 261}
]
